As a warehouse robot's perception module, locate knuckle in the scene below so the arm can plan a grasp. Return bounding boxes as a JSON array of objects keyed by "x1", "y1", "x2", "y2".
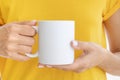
[
  {"x1": 18, "y1": 45, "x2": 32, "y2": 53},
  {"x1": 27, "y1": 47, "x2": 32, "y2": 52},
  {"x1": 29, "y1": 38, "x2": 35, "y2": 45},
  {"x1": 4, "y1": 24, "x2": 17, "y2": 33},
  {"x1": 20, "y1": 45, "x2": 32, "y2": 53},
  {"x1": 9, "y1": 24, "x2": 18, "y2": 31},
  {"x1": 6, "y1": 44, "x2": 11, "y2": 50},
  {"x1": 7, "y1": 52, "x2": 13, "y2": 57},
  {"x1": 86, "y1": 42, "x2": 96, "y2": 50},
  {"x1": 8, "y1": 34, "x2": 13, "y2": 41},
  {"x1": 8, "y1": 34, "x2": 16, "y2": 41},
  {"x1": 25, "y1": 25, "x2": 36, "y2": 36},
  {"x1": 80, "y1": 61, "x2": 89, "y2": 69},
  {"x1": 6, "y1": 44, "x2": 14, "y2": 51},
  {"x1": 30, "y1": 29, "x2": 36, "y2": 36}
]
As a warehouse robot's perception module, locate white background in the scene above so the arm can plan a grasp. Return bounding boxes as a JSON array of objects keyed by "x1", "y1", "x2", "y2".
[{"x1": 107, "y1": 74, "x2": 120, "y2": 80}]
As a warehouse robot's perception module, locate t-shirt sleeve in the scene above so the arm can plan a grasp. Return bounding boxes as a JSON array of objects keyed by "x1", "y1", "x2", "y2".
[{"x1": 103, "y1": 0, "x2": 120, "y2": 21}]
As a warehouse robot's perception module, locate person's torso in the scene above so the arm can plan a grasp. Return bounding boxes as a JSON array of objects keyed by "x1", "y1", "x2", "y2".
[{"x1": 0, "y1": 0, "x2": 107, "y2": 80}]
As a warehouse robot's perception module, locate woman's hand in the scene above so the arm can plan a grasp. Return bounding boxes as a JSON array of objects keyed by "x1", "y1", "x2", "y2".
[
  {"x1": 39, "y1": 40, "x2": 109, "y2": 73},
  {"x1": 0, "y1": 21, "x2": 36, "y2": 61}
]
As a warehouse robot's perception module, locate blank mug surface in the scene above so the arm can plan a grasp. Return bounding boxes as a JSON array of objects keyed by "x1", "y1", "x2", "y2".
[{"x1": 38, "y1": 20, "x2": 75, "y2": 65}]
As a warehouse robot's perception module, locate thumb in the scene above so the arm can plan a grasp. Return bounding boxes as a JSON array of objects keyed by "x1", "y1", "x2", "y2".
[
  {"x1": 71, "y1": 40, "x2": 92, "y2": 50},
  {"x1": 14, "y1": 20, "x2": 37, "y2": 26}
]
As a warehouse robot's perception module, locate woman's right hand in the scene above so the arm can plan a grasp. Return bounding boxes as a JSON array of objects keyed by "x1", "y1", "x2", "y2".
[{"x1": 0, "y1": 20, "x2": 37, "y2": 61}]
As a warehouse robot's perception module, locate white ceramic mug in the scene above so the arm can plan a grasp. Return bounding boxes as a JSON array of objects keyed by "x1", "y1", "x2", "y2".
[{"x1": 26, "y1": 20, "x2": 75, "y2": 65}]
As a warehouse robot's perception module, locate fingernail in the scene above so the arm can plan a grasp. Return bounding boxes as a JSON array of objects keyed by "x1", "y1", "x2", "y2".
[
  {"x1": 72, "y1": 40, "x2": 78, "y2": 46},
  {"x1": 38, "y1": 65, "x2": 44, "y2": 68},
  {"x1": 46, "y1": 65, "x2": 52, "y2": 68}
]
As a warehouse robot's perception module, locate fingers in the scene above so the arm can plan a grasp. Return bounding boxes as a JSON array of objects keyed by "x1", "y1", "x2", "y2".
[
  {"x1": 71, "y1": 40, "x2": 86, "y2": 50},
  {"x1": 6, "y1": 25, "x2": 35, "y2": 61},
  {"x1": 71, "y1": 40, "x2": 93, "y2": 50},
  {"x1": 10, "y1": 24, "x2": 36, "y2": 36},
  {"x1": 37, "y1": 40, "x2": 104, "y2": 73},
  {"x1": 38, "y1": 64, "x2": 54, "y2": 68},
  {"x1": 0, "y1": 21, "x2": 37, "y2": 61},
  {"x1": 48, "y1": 57, "x2": 89, "y2": 73},
  {"x1": 7, "y1": 43, "x2": 33, "y2": 54},
  {"x1": 7, "y1": 51, "x2": 30, "y2": 61},
  {"x1": 37, "y1": 55, "x2": 90, "y2": 73},
  {"x1": 6, "y1": 43, "x2": 32, "y2": 61},
  {"x1": 50, "y1": 59, "x2": 81, "y2": 71},
  {"x1": 47, "y1": 52, "x2": 91, "y2": 72},
  {"x1": 8, "y1": 33, "x2": 35, "y2": 46},
  {"x1": 17, "y1": 35, "x2": 35, "y2": 46},
  {"x1": 14, "y1": 20, "x2": 37, "y2": 26},
  {"x1": 17, "y1": 45, "x2": 32, "y2": 53},
  {"x1": 51, "y1": 65, "x2": 72, "y2": 71},
  {"x1": 17, "y1": 25, "x2": 36, "y2": 36},
  {"x1": 38, "y1": 63, "x2": 45, "y2": 68}
]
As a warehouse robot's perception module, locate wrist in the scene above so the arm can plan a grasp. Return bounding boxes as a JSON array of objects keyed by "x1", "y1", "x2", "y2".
[
  {"x1": 98, "y1": 50, "x2": 112, "y2": 68},
  {"x1": 98, "y1": 50, "x2": 119, "y2": 72}
]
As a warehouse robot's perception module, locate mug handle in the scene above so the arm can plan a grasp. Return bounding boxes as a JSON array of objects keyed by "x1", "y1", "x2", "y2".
[{"x1": 25, "y1": 26, "x2": 38, "y2": 58}]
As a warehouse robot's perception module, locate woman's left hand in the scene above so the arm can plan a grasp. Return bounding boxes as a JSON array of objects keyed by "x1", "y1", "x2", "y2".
[{"x1": 39, "y1": 40, "x2": 109, "y2": 73}]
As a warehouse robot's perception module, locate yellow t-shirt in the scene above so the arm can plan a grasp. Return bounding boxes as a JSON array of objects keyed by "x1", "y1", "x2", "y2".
[{"x1": 0, "y1": 0, "x2": 120, "y2": 80}]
